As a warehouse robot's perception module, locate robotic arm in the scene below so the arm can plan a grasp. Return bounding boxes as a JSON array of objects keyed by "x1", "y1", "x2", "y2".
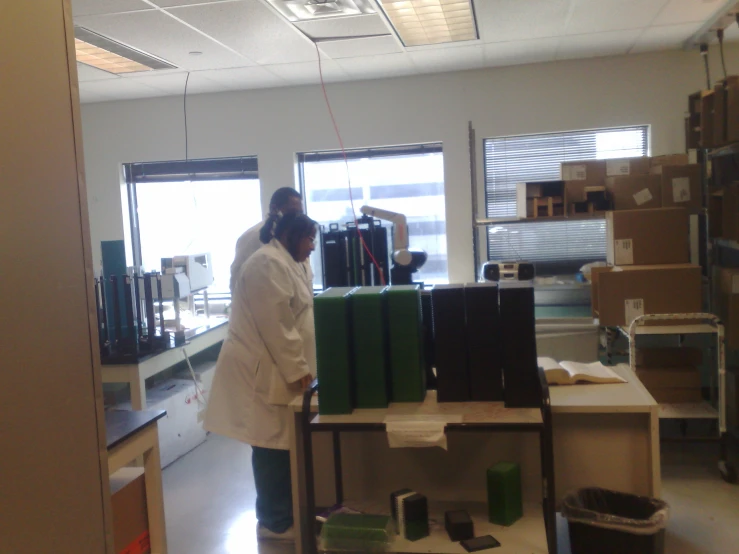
[{"x1": 359, "y1": 205, "x2": 427, "y2": 284}]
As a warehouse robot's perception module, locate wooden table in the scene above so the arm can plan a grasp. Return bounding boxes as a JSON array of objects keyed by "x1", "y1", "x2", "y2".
[
  {"x1": 106, "y1": 410, "x2": 168, "y2": 554},
  {"x1": 101, "y1": 320, "x2": 227, "y2": 410},
  {"x1": 288, "y1": 364, "x2": 660, "y2": 554}
]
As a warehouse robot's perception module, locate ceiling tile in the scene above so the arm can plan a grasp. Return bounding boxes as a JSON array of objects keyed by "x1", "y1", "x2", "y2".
[
  {"x1": 476, "y1": 0, "x2": 571, "y2": 43},
  {"x1": 265, "y1": 59, "x2": 349, "y2": 85},
  {"x1": 566, "y1": 0, "x2": 669, "y2": 35},
  {"x1": 652, "y1": 0, "x2": 724, "y2": 26},
  {"x1": 198, "y1": 66, "x2": 287, "y2": 90},
  {"x1": 630, "y1": 23, "x2": 703, "y2": 54},
  {"x1": 295, "y1": 14, "x2": 391, "y2": 39},
  {"x1": 318, "y1": 36, "x2": 401, "y2": 59},
  {"x1": 484, "y1": 38, "x2": 559, "y2": 67},
  {"x1": 150, "y1": 0, "x2": 235, "y2": 6},
  {"x1": 336, "y1": 53, "x2": 417, "y2": 79},
  {"x1": 76, "y1": 62, "x2": 120, "y2": 81},
  {"x1": 77, "y1": 78, "x2": 169, "y2": 101},
  {"x1": 75, "y1": 10, "x2": 253, "y2": 71},
  {"x1": 408, "y1": 45, "x2": 485, "y2": 73},
  {"x1": 556, "y1": 29, "x2": 643, "y2": 60},
  {"x1": 72, "y1": 0, "x2": 152, "y2": 17},
  {"x1": 129, "y1": 71, "x2": 228, "y2": 95},
  {"x1": 78, "y1": 85, "x2": 116, "y2": 104},
  {"x1": 168, "y1": 1, "x2": 317, "y2": 65}
]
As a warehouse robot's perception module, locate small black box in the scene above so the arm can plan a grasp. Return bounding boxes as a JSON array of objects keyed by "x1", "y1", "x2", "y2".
[
  {"x1": 445, "y1": 510, "x2": 474, "y2": 542},
  {"x1": 401, "y1": 493, "x2": 430, "y2": 542}
]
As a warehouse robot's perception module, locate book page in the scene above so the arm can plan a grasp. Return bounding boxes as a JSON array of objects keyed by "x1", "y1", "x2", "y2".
[
  {"x1": 537, "y1": 357, "x2": 562, "y2": 371},
  {"x1": 559, "y1": 361, "x2": 626, "y2": 384}
]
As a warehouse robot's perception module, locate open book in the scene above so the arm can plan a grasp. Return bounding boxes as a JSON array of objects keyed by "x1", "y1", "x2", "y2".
[{"x1": 538, "y1": 357, "x2": 626, "y2": 386}]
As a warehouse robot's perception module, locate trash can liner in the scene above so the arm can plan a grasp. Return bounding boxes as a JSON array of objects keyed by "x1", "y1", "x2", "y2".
[{"x1": 561, "y1": 488, "x2": 669, "y2": 536}]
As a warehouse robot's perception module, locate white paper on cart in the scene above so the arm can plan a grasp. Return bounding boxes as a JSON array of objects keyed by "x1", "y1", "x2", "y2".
[{"x1": 385, "y1": 415, "x2": 462, "y2": 450}]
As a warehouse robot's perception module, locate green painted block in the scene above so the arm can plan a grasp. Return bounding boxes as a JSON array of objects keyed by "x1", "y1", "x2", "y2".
[
  {"x1": 487, "y1": 462, "x2": 523, "y2": 526},
  {"x1": 386, "y1": 285, "x2": 426, "y2": 403},
  {"x1": 351, "y1": 287, "x2": 391, "y2": 409},
  {"x1": 315, "y1": 287, "x2": 357, "y2": 415}
]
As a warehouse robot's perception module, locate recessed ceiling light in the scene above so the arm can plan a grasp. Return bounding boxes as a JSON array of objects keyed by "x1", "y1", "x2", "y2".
[
  {"x1": 189, "y1": 51, "x2": 203, "y2": 56},
  {"x1": 376, "y1": 0, "x2": 478, "y2": 47},
  {"x1": 74, "y1": 26, "x2": 176, "y2": 74},
  {"x1": 266, "y1": 0, "x2": 375, "y2": 21}
]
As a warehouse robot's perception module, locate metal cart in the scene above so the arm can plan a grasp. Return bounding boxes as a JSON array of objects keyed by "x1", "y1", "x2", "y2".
[{"x1": 625, "y1": 312, "x2": 737, "y2": 484}]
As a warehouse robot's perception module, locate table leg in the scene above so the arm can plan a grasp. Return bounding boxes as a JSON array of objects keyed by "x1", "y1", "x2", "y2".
[
  {"x1": 144, "y1": 425, "x2": 168, "y2": 554},
  {"x1": 291, "y1": 411, "x2": 309, "y2": 554},
  {"x1": 332, "y1": 431, "x2": 343, "y2": 505},
  {"x1": 130, "y1": 373, "x2": 147, "y2": 411}
]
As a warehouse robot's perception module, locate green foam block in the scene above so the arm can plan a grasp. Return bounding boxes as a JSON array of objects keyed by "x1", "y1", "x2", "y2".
[
  {"x1": 315, "y1": 287, "x2": 357, "y2": 415},
  {"x1": 487, "y1": 462, "x2": 523, "y2": 526},
  {"x1": 351, "y1": 287, "x2": 391, "y2": 408},
  {"x1": 386, "y1": 285, "x2": 426, "y2": 403}
]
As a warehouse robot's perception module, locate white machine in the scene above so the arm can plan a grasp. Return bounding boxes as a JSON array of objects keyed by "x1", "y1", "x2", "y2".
[
  {"x1": 359, "y1": 205, "x2": 427, "y2": 284},
  {"x1": 160, "y1": 253, "x2": 214, "y2": 299},
  {"x1": 159, "y1": 253, "x2": 214, "y2": 331}
]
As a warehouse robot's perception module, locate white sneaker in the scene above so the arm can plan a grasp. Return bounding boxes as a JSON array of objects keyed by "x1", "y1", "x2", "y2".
[{"x1": 257, "y1": 523, "x2": 295, "y2": 542}]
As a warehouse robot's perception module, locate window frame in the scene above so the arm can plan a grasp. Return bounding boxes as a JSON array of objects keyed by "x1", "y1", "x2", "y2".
[
  {"x1": 482, "y1": 125, "x2": 650, "y2": 275},
  {"x1": 123, "y1": 156, "x2": 260, "y2": 298},
  {"x1": 296, "y1": 142, "x2": 448, "y2": 287}
]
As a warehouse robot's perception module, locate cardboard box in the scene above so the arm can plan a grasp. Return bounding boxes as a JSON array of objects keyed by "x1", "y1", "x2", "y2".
[
  {"x1": 709, "y1": 191, "x2": 723, "y2": 238},
  {"x1": 647, "y1": 387, "x2": 703, "y2": 404},
  {"x1": 595, "y1": 264, "x2": 702, "y2": 327},
  {"x1": 701, "y1": 90, "x2": 716, "y2": 148},
  {"x1": 606, "y1": 208, "x2": 690, "y2": 266},
  {"x1": 726, "y1": 76, "x2": 739, "y2": 143},
  {"x1": 561, "y1": 160, "x2": 606, "y2": 186},
  {"x1": 111, "y1": 468, "x2": 150, "y2": 554},
  {"x1": 650, "y1": 154, "x2": 689, "y2": 169},
  {"x1": 635, "y1": 347, "x2": 703, "y2": 368},
  {"x1": 728, "y1": 369, "x2": 739, "y2": 430},
  {"x1": 605, "y1": 174, "x2": 662, "y2": 210},
  {"x1": 718, "y1": 292, "x2": 739, "y2": 349},
  {"x1": 723, "y1": 185, "x2": 739, "y2": 241},
  {"x1": 589, "y1": 265, "x2": 613, "y2": 317},
  {"x1": 604, "y1": 157, "x2": 651, "y2": 178},
  {"x1": 518, "y1": 181, "x2": 565, "y2": 218},
  {"x1": 653, "y1": 164, "x2": 703, "y2": 212},
  {"x1": 636, "y1": 368, "x2": 701, "y2": 389}
]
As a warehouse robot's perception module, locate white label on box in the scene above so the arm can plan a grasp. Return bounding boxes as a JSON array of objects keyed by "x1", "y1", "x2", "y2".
[
  {"x1": 688, "y1": 149, "x2": 698, "y2": 164},
  {"x1": 633, "y1": 188, "x2": 653, "y2": 206},
  {"x1": 607, "y1": 159, "x2": 631, "y2": 177},
  {"x1": 615, "y1": 238, "x2": 634, "y2": 265},
  {"x1": 672, "y1": 177, "x2": 691, "y2": 203},
  {"x1": 563, "y1": 164, "x2": 586, "y2": 181},
  {"x1": 625, "y1": 298, "x2": 645, "y2": 326}
]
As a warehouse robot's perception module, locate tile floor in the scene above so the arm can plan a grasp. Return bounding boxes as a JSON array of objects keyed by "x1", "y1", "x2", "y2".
[{"x1": 163, "y1": 435, "x2": 739, "y2": 554}]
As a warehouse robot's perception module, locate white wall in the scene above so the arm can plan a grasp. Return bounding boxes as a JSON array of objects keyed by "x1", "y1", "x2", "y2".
[{"x1": 81, "y1": 45, "x2": 739, "y2": 283}]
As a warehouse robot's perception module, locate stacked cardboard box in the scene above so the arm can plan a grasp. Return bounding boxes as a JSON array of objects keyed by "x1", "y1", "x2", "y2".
[
  {"x1": 635, "y1": 347, "x2": 703, "y2": 404},
  {"x1": 715, "y1": 267, "x2": 739, "y2": 350}
]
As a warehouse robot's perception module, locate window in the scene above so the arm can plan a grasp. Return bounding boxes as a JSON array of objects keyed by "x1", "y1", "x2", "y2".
[
  {"x1": 483, "y1": 126, "x2": 649, "y2": 275},
  {"x1": 125, "y1": 157, "x2": 261, "y2": 296},
  {"x1": 299, "y1": 144, "x2": 448, "y2": 285}
]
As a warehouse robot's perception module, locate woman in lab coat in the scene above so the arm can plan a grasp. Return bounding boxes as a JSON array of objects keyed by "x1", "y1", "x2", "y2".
[{"x1": 205, "y1": 211, "x2": 317, "y2": 541}]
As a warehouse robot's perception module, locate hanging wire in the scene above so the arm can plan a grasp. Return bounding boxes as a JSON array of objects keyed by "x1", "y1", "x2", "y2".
[
  {"x1": 700, "y1": 43, "x2": 711, "y2": 89},
  {"x1": 718, "y1": 29, "x2": 728, "y2": 80}
]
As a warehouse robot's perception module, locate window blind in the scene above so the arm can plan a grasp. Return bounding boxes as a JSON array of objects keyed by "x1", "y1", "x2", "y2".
[
  {"x1": 127, "y1": 156, "x2": 258, "y2": 183},
  {"x1": 483, "y1": 126, "x2": 649, "y2": 274}
]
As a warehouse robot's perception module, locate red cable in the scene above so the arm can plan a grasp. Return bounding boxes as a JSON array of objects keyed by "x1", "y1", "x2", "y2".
[{"x1": 315, "y1": 43, "x2": 386, "y2": 286}]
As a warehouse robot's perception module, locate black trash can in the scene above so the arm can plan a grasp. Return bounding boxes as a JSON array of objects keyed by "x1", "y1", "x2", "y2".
[{"x1": 561, "y1": 488, "x2": 669, "y2": 554}]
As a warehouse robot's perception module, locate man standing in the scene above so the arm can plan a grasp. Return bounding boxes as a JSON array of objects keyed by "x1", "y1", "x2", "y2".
[{"x1": 230, "y1": 187, "x2": 304, "y2": 293}]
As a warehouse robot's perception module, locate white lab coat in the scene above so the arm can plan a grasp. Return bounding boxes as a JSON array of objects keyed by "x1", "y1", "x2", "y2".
[{"x1": 205, "y1": 239, "x2": 316, "y2": 450}]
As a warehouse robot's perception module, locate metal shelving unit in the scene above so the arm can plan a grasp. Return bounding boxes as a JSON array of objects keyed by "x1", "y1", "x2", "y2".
[{"x1": 624, "y1": 313, "x2": 736, "y2": 483}]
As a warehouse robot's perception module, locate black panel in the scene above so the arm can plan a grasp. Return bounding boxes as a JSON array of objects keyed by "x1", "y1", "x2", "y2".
[
  {"x1": 499, "y1": 283, "x2": 540, "y2": 408},
  {"x1": 464, "y1": 283, "x2": 503, "y2": 401},
  {"x1": 432, "y1": 285, "x2": 470, "y2": 402}
]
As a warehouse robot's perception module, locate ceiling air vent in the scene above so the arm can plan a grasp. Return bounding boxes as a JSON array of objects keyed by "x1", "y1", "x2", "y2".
[
  {"x1": 74, "y1": 26, "x2": 176, "y2": 74},
  {"x1": 266, "y1": 0, "x2": 376, "y2": 21}
]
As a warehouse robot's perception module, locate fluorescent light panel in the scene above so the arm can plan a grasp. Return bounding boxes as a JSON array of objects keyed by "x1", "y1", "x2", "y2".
[
  {"x1": 377, "y1": 0, "x2": 478, "y2": 46},
  {"x1": 266, "y1": 0, "x2": 375, "y2": 21},
  {"x1": 74, "y1": 27, "x2": 176, "y2": 74}
]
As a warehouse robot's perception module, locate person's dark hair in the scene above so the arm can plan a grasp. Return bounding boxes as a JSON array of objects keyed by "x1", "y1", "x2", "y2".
[
  {"x1": 269, "y1": 187, "x2": 301, "y2": 211},
  {"x1": 260, "y1": 212, "x2": 317, "y2": 260}
]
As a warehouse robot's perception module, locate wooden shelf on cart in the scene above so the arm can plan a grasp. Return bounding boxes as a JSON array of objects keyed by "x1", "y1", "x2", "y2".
[{"x1": 658, "y1": 402, "x2": 719, "y2": 419}]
